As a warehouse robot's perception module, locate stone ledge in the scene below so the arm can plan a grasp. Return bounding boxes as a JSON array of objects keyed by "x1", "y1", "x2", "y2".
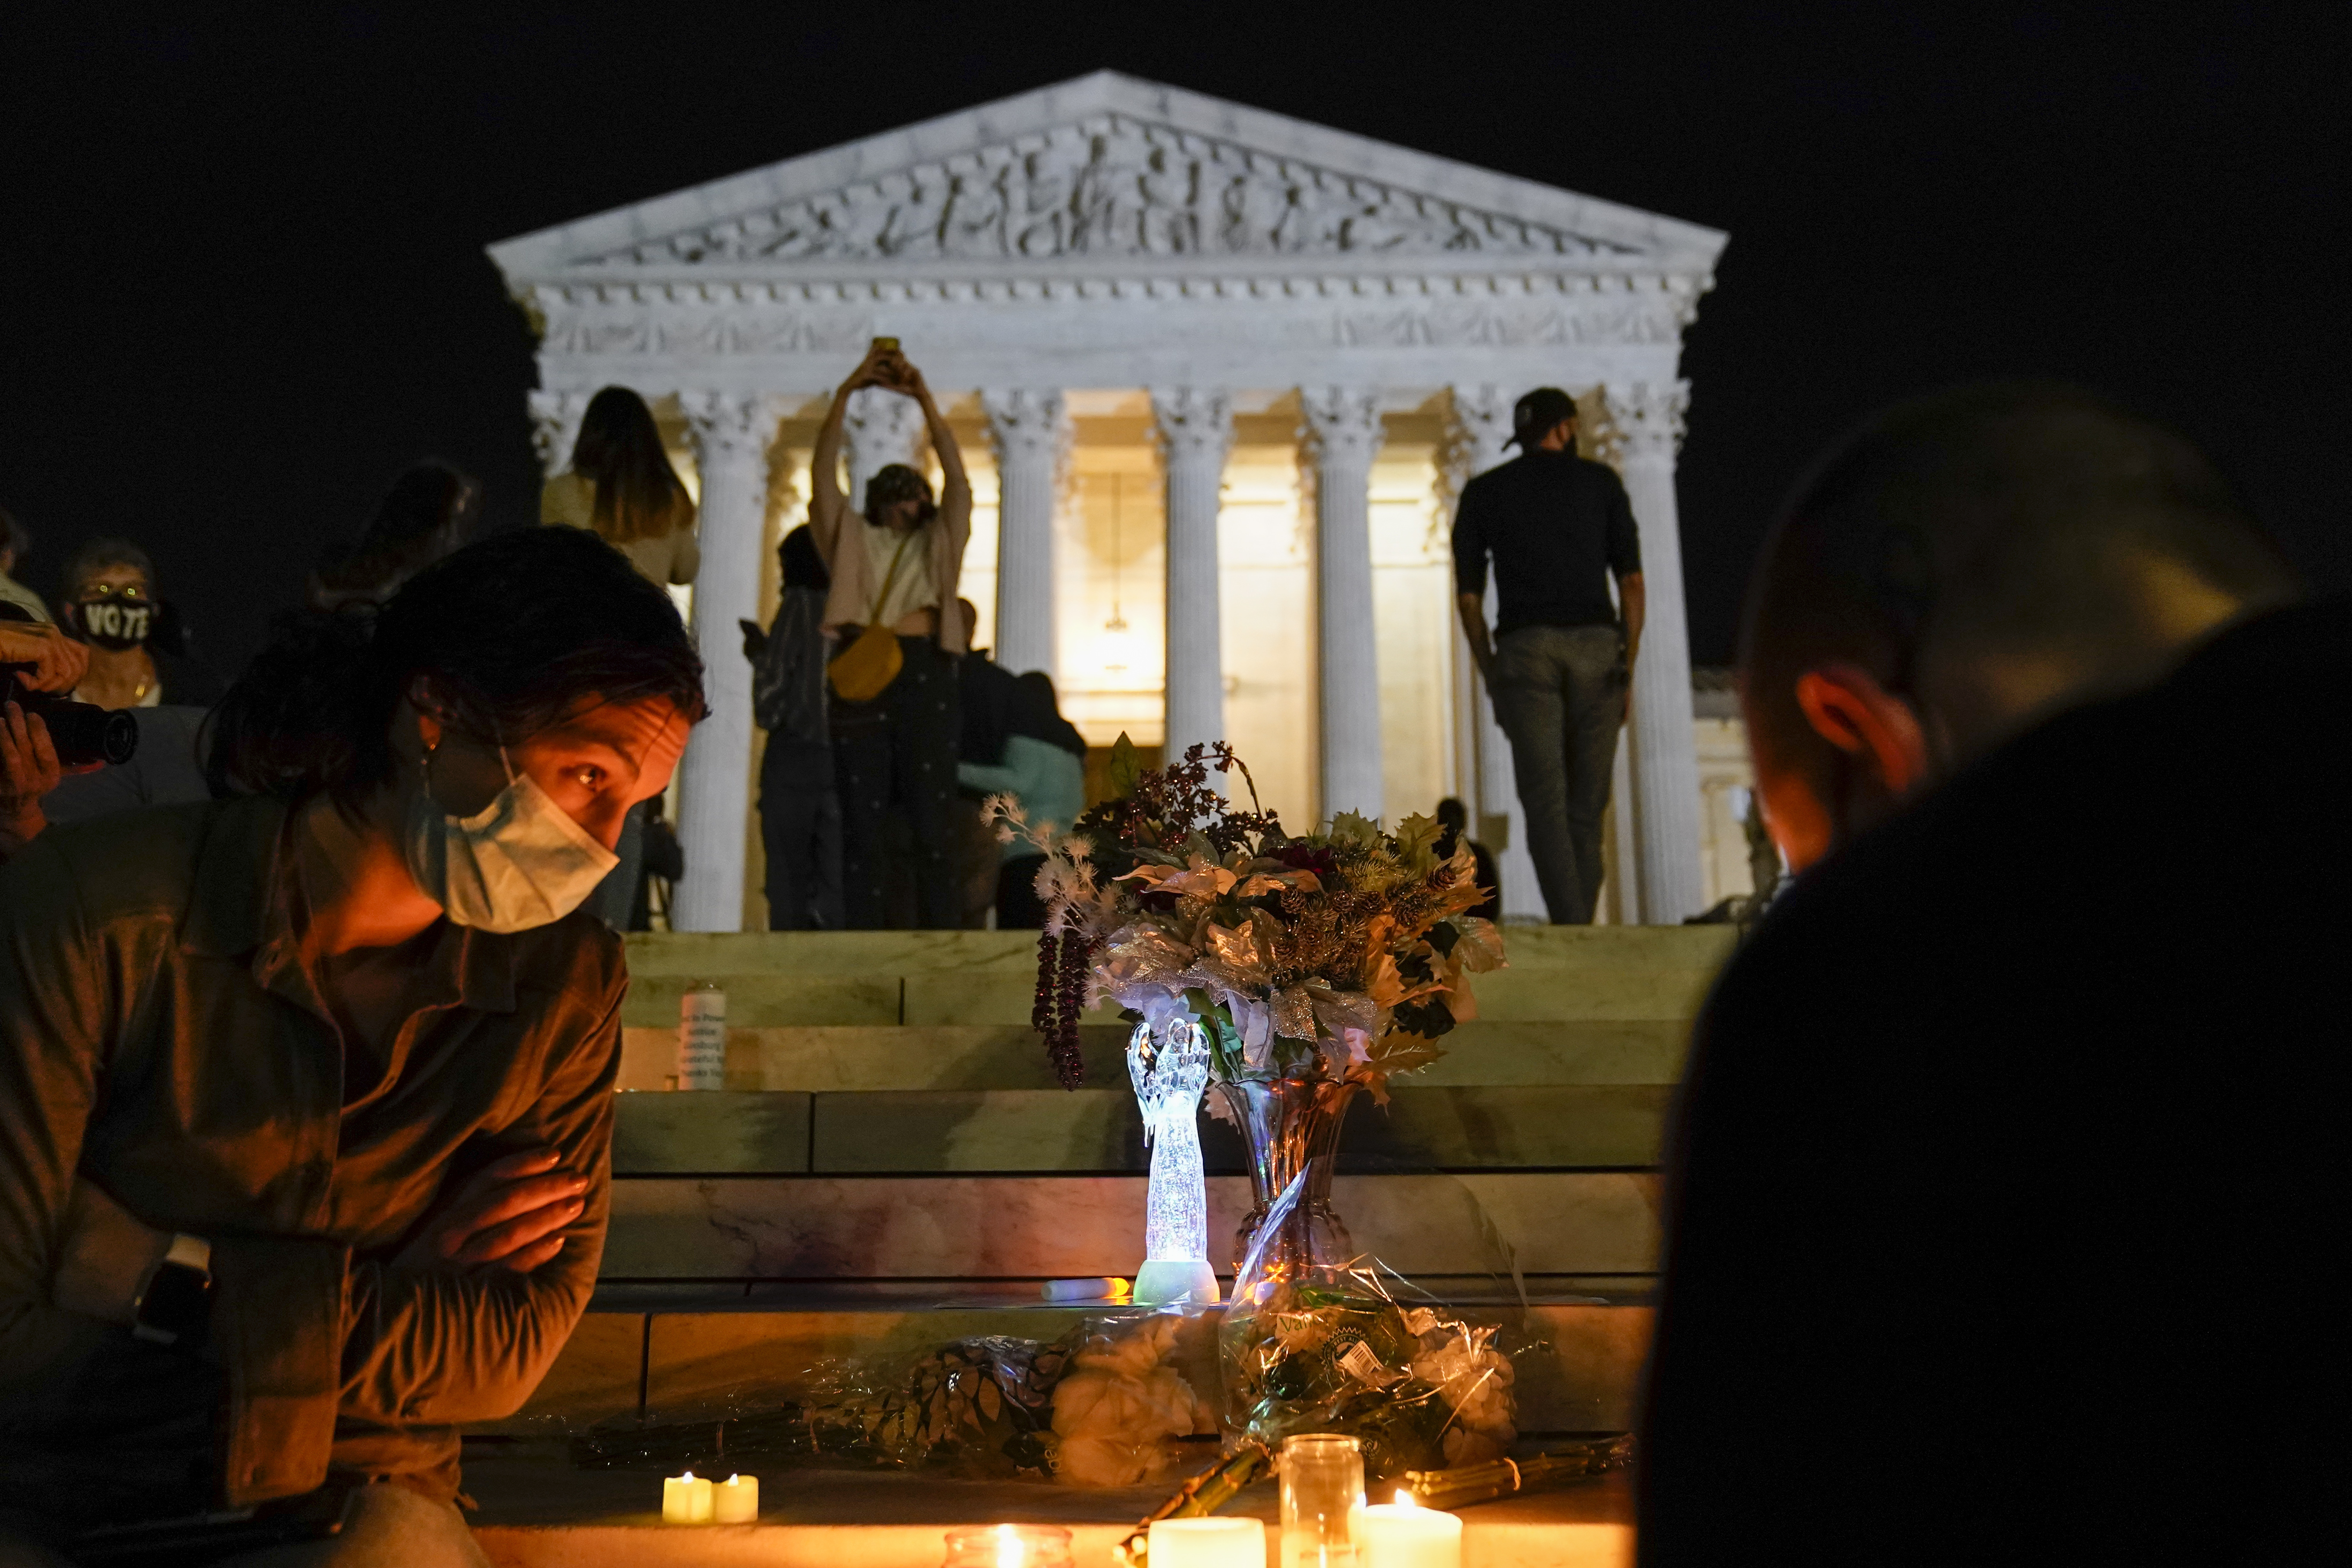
[
  {"x1": 465, "y1": 1451, "x2": 1634, "y2": 1568},
  {"x1": 616, "y1": 1019, "x2": 1694, "y2": 1093}
]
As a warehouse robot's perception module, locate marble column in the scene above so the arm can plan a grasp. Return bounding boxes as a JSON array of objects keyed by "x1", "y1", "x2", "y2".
[
  {"x1": 1301, "y1": 387, "x2": 1385, "y2": 823},
  {"x1": 1603, "y1": 380, "x2": 1704, "y2": 924},
  {"x1": 1148, "y1": 388, "x2": 1234, "y2": 774},
  {"x1": 526, "y1": 389, "x2": 589, "y2": 482},
  {"x1": 673, "y1": 391, "x2": 777, "y2": 934},
  {"x1": 1443, "y1": 385, "x2": 1543, "y2": 918},
  {"x1": 842, "y1": 387, "x2": 927, "y2": 512},
  {"x1": 982, "y1": 389, "x2": 1068, "y2": 676}
]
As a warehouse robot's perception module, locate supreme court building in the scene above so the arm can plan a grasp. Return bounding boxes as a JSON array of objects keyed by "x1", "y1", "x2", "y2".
[{"x1": 489, "y1": 72, "x2": 1734, "y2": 932}]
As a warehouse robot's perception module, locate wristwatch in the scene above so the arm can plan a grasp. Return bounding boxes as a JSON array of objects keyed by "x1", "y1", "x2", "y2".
[{"x1": 131, "y1": 1234, "x2": 213, "y2": 1347}]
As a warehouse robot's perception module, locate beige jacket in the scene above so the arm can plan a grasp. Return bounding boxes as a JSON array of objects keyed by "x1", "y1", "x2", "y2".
[{"x1": 540, "y1": 472, "x2": 700, "y2": 587}]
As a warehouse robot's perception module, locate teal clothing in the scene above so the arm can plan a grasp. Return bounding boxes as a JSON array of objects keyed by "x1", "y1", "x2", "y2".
[{"x1": 958, "y1": 735, "x2": 1085, "y2": 861}]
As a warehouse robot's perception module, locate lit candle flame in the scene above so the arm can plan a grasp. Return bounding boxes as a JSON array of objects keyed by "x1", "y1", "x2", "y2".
[
  {"x1": 1394, "y1": 1489, "x2": 1416, "y2": 1508},
  {"x1": 680, "y1": 1471, "x2": 695, "y2": 1482},
  {"x1": 726, "y1": 1474, "x2": 741, "y2": 1484},
  {"x1": 997, "y1": 1522, "x2": 1024, "y2": 1568}
]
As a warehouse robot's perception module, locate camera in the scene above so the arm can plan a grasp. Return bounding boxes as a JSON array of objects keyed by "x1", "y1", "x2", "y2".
[{"x1": 0, "y1": 665, "x2": 138, "y2": 768}]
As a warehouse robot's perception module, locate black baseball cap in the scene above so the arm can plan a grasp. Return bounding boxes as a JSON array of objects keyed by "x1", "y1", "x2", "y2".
[{"x1": 1504, "y1": 387, "x2": 1578, "y2": 449}]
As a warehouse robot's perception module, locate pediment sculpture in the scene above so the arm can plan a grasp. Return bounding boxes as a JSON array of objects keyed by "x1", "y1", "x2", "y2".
[{"x1": 584, "y1": 114, "x2": 1643, "y2": 268}]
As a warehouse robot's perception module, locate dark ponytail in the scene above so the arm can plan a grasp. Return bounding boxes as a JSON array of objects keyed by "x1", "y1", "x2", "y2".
[{"x1": 210, "y1": 527, "x2": 705, "y2": 805}]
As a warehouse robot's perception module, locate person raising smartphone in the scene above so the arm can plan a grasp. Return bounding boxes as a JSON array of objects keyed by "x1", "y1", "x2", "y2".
[
  {"x1": 0, "y1": 526, "x2": 702, "y2": 1564},
  {"x1": 806, "y1": 343, "x2": 973, "y2": 929}
]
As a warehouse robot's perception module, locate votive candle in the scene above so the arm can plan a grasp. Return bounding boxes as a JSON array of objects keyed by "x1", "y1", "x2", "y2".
[
  {"x1": 662, "y1": 1470, "x2": 713, "y2": 1523},
  {"x1": 1149, "y1": 1516, "x2": 1266, "y2": 1568},
  {"x1": 1355, "y1": 1497, "x2": 1461, "y2": 1568},
  {"x1": 713, "y1": 1472, "x2": 759, "y2": 1523}
]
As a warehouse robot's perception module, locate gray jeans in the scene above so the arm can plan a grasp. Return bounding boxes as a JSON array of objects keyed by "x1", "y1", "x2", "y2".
[
  {"x1": 0, "y1": 1483, "x2": 490, "y2": 1567},
  {"x1": 1488, "y1": 623, "x2": 1627, "y2": 924}
]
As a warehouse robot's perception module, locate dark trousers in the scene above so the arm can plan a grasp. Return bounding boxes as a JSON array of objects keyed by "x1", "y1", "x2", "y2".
[
  {"x1": 831, "y1": 636, "x2": 962, "y2": 929},
  {"x1": 1488, "y1": 623, "x2": 1627, "y2": 924},
  {"x1": 759, "y1": 741, "x2": 842, "y2": 930}
]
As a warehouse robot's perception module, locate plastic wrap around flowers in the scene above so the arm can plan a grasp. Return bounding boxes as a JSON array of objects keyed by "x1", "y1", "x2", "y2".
[
  {"x1": 1220, "y1": 1172, "x2": 1518, "y2": 1477},
  {"x1": 992, "y1": 738, "x2": 1503, "y2": 1097}
]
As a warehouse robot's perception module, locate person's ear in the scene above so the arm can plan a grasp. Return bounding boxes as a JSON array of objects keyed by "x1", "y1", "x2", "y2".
[{"x1": 1793, "y1": 663, "x2": 1930, "y2": 798}]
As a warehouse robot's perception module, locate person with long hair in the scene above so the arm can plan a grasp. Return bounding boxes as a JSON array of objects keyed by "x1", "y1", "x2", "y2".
[
  {"x1": 807, "y1": 343, "x2": 972, "y2": 928},
  {"x1": 0, "y1": 527, "x2": 701, "y2": 1564},
  {"x1": 541, "y1": 386, "x2": 700, "y2": 926},
  {"x1": 308, "y1": 461, "x2": 481, "y2": 612},
  {"x1": 542, "y1": 387, "x2": 700, "y2": 590}
]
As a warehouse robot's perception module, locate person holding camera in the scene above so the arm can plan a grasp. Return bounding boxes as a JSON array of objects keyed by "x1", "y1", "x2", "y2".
[
  {"x1": 0, "y1": 527, "x2": 701, "y2": 1563},
  {"x1": 0, "y1": 615, "x2": 91, "y2": 862},
  {"x1": 807, "y1": 342, "x2": 973, "y2": 929}
]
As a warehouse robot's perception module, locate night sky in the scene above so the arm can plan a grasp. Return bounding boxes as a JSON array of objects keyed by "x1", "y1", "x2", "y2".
[{"x1": 3, "y1": 3, "x2": 2341, "y2": 676}]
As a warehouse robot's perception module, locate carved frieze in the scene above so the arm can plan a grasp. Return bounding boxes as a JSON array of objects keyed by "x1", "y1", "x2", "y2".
[{"x1": 585, "y1": 115, "x2": 1642, "y2": 267}]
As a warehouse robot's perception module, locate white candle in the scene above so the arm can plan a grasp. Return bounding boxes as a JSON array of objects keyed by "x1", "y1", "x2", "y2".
[
  {"x1": 713, "y1": 1472, "x2": 758, "y2": 1523},
  {"x1": 1356, "y1": 1498, "x2": 1461, "y2": 1568},
  {"x1": 1149, "y1": 1516, "x2": 1266, "y2": 1568},
  {"x1": 662, "y1": 1471, "x2": 713, "y2": 1524}
]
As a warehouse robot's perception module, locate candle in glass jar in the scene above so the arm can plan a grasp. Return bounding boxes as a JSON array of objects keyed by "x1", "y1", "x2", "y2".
[
  {"x1": 713, "y1": 1472, "x2": 758, "y2": 1523},
  {"x1": 662, "y1": 1471, "x2": 713, "y2": 1523},
  {"x1": 1355, "y1": 1496, "x2": 1461, "y2": 1568},
  {"x1": 1149, "y1": 1516, "x2": 1266, "y2": 1568}
]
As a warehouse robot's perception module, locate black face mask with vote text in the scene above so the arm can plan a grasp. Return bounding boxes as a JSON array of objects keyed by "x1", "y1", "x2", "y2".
[{"x1": 74, "y1": 598, "x2": 153, "y2": 652}]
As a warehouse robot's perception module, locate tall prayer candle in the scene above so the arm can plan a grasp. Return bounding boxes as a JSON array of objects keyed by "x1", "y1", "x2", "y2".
[
  {"x1": 678, "y1": 983, "x2": 726, "y2": 1090},
  {"x1": 713, "y1": 1472, "x2": 758, "y2": 1522},
  {"x1": 662, "y1": 1471, "x2": 713, "y2": 1523}
]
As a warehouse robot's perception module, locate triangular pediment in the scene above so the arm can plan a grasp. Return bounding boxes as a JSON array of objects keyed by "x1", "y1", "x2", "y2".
[{"x1": 490, "y1": 72, "x2": 1723, "y2": 280}]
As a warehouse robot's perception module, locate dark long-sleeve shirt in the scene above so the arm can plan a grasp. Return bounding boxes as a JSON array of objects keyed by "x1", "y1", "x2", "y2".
[
  {"x1": 1639, "y1": 602, "x2": 2346, "y2": 1565},
  {"x1": 0, "y1": 797, "x2": 620, "y2": 1528},
  {"x1": 1451, "y1": 450, "x2": 1642, "y2": 636}
]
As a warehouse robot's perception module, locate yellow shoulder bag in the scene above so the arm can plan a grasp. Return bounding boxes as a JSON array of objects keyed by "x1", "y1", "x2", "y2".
[{"x1": 827, "y1": 528, "x2": 918, "y2": 703}]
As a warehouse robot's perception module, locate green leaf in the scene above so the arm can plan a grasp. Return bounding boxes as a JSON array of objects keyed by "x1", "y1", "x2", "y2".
[
  {"x1": 1108, "y1": 732, "x2": 1143, "y2": 799},
  {"x1": 1392, "y1": 812, "x2": 1444, "y2": 873},
  {"x1": 1328, "y1": 811, "x2": 1379, "y2": 846}
]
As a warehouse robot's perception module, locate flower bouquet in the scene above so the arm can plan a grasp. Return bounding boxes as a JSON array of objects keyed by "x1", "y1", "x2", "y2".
[{"x1": 990, "y1": 740, "x2": 1512, "y2": 1470}]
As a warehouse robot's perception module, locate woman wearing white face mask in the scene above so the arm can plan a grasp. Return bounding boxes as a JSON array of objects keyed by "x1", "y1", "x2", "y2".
[{"x1": 0, "y1": 527, "x2": 702, "y2": 1565}]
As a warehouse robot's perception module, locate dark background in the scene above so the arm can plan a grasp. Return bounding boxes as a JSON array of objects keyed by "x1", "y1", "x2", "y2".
[{"x1": 3, "y1": 3, "x2": 2341, "y2": 675}]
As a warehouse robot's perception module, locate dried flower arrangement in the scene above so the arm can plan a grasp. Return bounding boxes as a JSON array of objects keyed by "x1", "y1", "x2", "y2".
[{"x1": 994, "y1": 738, "x2": 1503, "y2": 1096}]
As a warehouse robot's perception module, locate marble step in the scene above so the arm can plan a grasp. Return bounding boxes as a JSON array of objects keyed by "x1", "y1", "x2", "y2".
[
  {"x1": 615, "y1": 1018, "x2": 1695, "y2": 1093},
  {"x1": 612, "y1": 1085, "x2": 1671, "y2": 1175},
  {"x1": 619, "y1": 961, "x2": 1724, "y2": 1030},
  {"x1": 500, "y1": 1299, "x2": 1652, "y2": 1437},
  {"x1": 463, "y1": 1454, "x2": 1635, "y2": 1568},
  {"x1": 603, "y1": 1172, "x2": 1659, "y2": 1282}
]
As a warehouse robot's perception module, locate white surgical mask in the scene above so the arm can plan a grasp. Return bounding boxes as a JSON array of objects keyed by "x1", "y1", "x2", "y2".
[{"x1": 403, "y1": 742, "x2": 618, "y2": 932}]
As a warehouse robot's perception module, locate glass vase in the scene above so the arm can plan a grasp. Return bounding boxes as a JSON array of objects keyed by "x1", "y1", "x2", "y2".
[{"x1": 1214, "y1": 1074, "x2": 1361, "y2": 1278}]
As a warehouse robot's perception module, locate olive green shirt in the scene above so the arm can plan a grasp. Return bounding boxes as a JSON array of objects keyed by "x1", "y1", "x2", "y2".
[{"x1": 0, "y1": 797, "x2": 622, "y2": 1527}]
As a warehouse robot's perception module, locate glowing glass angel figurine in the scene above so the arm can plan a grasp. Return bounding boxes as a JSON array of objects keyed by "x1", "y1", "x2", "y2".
[{"x1": 1127, "y1": 1013, "x2": 1221, "y2": 1305}]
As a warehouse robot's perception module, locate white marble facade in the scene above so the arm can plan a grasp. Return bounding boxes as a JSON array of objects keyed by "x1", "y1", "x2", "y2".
[{"x1": 491, "y1": 71, "x2": 1726, "y2": 930}]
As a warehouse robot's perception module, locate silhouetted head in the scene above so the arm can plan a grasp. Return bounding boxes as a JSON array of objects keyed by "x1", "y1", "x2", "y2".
[
  {"x1": 865, "y1": 463, "x2": 935, "y2": 532},
  {"x1": 1506, "y1": 387, "x2": 1579, "y2": 454},
  {"x1": 312, "y1": 460, "x2": 480, "y2": 606},
  {"x1": 571, "y1": 387, "x2": 693, "y2": 543},
  {"x1": 779, "y1": 524, "x2": 829, "y2": 593},
  {"x1": 1740, "y1": 381, "x2": 2296, "y2": 871},
  {"x1": 1435, "y1": 796, "x2": 1470, "y2": 835}
]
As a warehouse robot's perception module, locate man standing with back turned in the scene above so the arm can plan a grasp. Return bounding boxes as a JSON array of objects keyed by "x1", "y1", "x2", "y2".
[{"x1": 1452, "y1": 387, "x2": 1645, "y2": 923}]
